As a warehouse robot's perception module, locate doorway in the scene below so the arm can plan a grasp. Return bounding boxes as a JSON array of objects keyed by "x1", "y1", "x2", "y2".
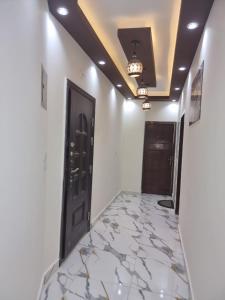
[
  {"x1": 142, "y1": 122, "x2": 176, "y2": 195},
  {"x1": 175, "y1": 114, "x2": 185, "y2": 215},
  {"x1": 60, "y1": 80, "x2": 95, "y2": 263}
]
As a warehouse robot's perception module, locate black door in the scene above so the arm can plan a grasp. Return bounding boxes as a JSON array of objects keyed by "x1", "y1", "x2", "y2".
[
  {"x1": 175, "y1": 114, "x2": 185, "y2": 215},
  {"x1": 60, "y1": 80, "x2": 95, "y2": 262},
  {"x1": 142, "y1": 122, "x2": 176, "y2": 195}
]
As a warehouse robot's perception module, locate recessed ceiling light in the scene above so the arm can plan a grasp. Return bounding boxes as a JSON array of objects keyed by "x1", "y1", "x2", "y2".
[
  {"x1": 175, "y1": 87, "x2": 180, "y2": 91},
  {"x1": 98, "y1": 60, "x2": 106, "y2": 65},
  {"x1": 172, "y1": 99, "x2": 177, "y2": 102},
  {"x1": 117, "y1": 84, "x2": 122, "y2": 88},
  {"x1": 178, "y1": 66, "x2": 187, "y2": 71},
  {"x1": 127, "y1": 97, "x2": 132, "y2": 100},
  {"x1": 57, "y1": 7, "x2": 69, "y2": 16},
  {"x1": 187, "y1": 22, "x2": 199, "y2": 30}
]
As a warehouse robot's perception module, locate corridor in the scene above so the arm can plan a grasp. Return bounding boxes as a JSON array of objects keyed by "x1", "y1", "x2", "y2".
[{"x1": 41, "y1": 192, "x2": 190, "y2": 300}]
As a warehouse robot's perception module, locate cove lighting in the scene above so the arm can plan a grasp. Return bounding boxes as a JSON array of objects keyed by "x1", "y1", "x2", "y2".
[
  {"x1": 187, "y1": 22, "x2": 199, "y2": 30},
  {"x1": 57, "y1": 7, "x2": 69, "y2": 16}
]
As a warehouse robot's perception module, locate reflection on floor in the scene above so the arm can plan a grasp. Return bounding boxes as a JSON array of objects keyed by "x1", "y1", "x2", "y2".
[{"x1": 41, "y1": 192, "x2": 190, "y2": 300}]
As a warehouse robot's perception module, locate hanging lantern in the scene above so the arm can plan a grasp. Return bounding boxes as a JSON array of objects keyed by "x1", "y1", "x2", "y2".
[
  {"x1": 127, "y1": 41, "x2": 143, "y2": 78},
  {"x1": 137, "y1": 73, "x2": 148, "y2": 99},
  {"x1": 142, "y1": 100, "x2": 152, "y2": 111}
]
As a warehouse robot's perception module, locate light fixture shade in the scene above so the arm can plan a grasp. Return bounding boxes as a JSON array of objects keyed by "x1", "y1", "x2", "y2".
[
  {"x1": 142, "y1": 100, "x2": 152, "y2": 111},
  {"x1": 137, "y1": 86, "x2": 148, "y2": 99},
  {"x1": 127, "y1": 57, "x2": 143, "y2": 78}
]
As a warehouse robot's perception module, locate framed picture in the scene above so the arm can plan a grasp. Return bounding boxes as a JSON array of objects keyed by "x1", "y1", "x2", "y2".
[{"x1": 189, "y1": 62, "x2": 204, "y2": 125}]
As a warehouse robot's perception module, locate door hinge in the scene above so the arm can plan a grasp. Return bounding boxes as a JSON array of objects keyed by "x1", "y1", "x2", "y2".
[{"x1": 87, "y1": 211, "x2": 91, "y2": 221}]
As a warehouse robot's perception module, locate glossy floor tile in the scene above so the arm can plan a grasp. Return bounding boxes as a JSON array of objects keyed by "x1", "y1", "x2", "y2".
[{"x1": 40, "y1": 192, "x2": 190, "y2": 300}]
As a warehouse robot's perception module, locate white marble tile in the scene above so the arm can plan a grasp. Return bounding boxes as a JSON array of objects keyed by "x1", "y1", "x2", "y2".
[
  {"x1": 40, "y1": 271, "x2": 73, "y2": 300},
  {"x1": 132, "y1": 258, "x2": 190, "y2": 299},
  {"x1": 78, "y1": 247, "x2": 136, "y2": 286},
  {"x1": 103, "y1": 282, "x2": 129, "y2": 300},
  {"x1": 128, "y1": 288, "x2": 179, "y2": 300},
  {"x1": 65, "y1": 276, "x2": 107, "y2": 299},
  {"x1": 40, "y1": 192, "x2": 190, "y2": 300}
]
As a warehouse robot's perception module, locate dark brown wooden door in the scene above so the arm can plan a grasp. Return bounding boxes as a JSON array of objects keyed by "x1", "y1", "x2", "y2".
[
  {"x1": 60, "y1": 80, "x2": 95, "y2": 262},
  {"x1": 142, "y1": 122, "x2": 176, "y2": 195}
]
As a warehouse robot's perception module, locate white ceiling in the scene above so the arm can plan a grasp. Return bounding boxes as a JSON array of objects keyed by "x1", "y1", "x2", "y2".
[{"x1": 78, "y1": 0, "x2": 181, "y2": 96}]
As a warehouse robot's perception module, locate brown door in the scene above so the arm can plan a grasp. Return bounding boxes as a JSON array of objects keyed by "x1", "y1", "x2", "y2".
[
  {"x1": 60, "y1": 80, "x2": 95, "y2": 262},
  {"x1": 142, "y1": 122, "x2": 176, "y2": 195}
]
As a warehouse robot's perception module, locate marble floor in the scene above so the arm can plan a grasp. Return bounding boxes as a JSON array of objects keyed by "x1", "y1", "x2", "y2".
[{"x1": 41, "y1": 192, "x2": 190, "y2": 300}]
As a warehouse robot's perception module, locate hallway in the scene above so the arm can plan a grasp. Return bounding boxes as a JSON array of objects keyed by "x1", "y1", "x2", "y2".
[{"x1": 41, "y1": 192, "x2": 190, "y2": 300}]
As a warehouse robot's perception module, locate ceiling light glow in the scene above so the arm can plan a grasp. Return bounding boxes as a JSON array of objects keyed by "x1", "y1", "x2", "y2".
[
  {"x1": 187, "y1": 22, "x2": 199, "y2": 30},
  {"x1": 117, "y1": 84, "x2": 122, "y2": 88},
  {"x1": 98, "y1": 60, "x2": 106, "y2": 65},
  {"x1": 172, "y1": 99, "x2": 177, "y2": 102},
  {"x1": 178, "y1": 66, "x2": 187, "y2": 71},
  {"x1": 57, "y1": 7, "x2": 69, "y2": 16},
  {"x1": 175, "y1": 87, "x2": 180, "y2": 91}
]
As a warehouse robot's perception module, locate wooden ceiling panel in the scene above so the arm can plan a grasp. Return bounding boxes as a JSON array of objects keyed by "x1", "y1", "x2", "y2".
[{"x1": 118, "y1": 27, "x2": 156, "y2": 87}]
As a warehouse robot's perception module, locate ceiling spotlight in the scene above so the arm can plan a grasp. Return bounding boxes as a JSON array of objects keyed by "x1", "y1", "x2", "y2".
[
  {"x1": 57, "y1": 7, "x2": 69, "y2": 16},
  {"x1": 117, "y1": 84, "x2": 122, "y2": 88},
  {"x1": 142, "y1": 100, "x2": 152, "y2": 111},
  {"x1": 175, "y1": 87, "x2": 180, "y2": 91},
  {"x1": 98, "y1": 60, "x2": 106, "y2": 65},
  {"x1": 172, "y1": 99, "x2": 177, "y2": 102},
  {"x1": 127, "y1": 40, "x2": 143, "y2": 78},
  {"x1": 187, "y1": 22, "x2": 199, "y2": 30},
  {"x1": 178, "y1": 66, "x2": 187, "y2": 71}
]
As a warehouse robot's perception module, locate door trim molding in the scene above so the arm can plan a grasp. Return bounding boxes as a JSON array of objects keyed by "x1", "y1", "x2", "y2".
[{"x1": 60, "y1": 79, "x2": 96, "y2": 265}]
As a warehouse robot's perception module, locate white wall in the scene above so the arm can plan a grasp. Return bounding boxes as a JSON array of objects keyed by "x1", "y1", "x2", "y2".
[
  {"x1": 121, "y1": 101, "x2": 178, "y2": 193},
  {"x1": 0, "y1": 0, "x2": 124, "y2": 299},
  {"x1": 43, "y1": 7, "x2": 124, "y2": 271},
  {"x1": 178, "y1": 1, "x2": 225, "y2": 299},
  {"x1": 0, "y1": 0, "x2": 46, "y2": 299}
]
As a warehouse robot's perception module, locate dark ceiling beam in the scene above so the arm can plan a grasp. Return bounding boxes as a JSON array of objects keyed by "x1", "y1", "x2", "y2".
[
  {"x1": 48, "y1": 0, "x2": 134, "y2": 99},
  {"x1": 170, "y1": 0, "x2": 214, "y2": 101},
  {"x1": 118, "y1": 27, "x2": 156, "y2": 87},
  {"x1": 48, "y1": 0, "x2": 214, "y2": 102}
]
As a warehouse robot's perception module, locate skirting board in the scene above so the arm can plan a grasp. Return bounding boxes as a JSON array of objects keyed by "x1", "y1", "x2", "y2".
[
  {"x1": 91, "y1": 190, "x2": 122, "y2": 226},
  {"x1": 36, "y1": 259, "x2": 59, "y2": 300},
  {"x1": 178, "y1": 225, "x2": 195, "y2": 300}
]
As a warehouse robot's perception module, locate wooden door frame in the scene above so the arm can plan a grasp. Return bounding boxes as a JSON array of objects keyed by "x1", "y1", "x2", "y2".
[
  {"x1": 141, "y1": 121, "x2": 176, "y2": 196},
  {"x1": 59, "y1": 79, "x2": 96, "y2": 264},
  {"x1": 175, "y1": 114, "x2": 185, "y2": 215}
]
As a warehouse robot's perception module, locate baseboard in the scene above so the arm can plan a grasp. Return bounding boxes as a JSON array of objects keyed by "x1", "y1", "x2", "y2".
[
  {"x1": 91, "y1": 190, "x2": 122, "y2": 227},
  {"x1": 178, "y1": 225, "x2": 195, "y2": 300},
  {"x1": 36, "y1": 259, "x2": 59, "y2": 300}
]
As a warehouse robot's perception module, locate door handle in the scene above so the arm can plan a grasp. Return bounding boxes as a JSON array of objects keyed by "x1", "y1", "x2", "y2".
[{"x1": 70, "y1": 168, "x2": 79, "y2": 174}]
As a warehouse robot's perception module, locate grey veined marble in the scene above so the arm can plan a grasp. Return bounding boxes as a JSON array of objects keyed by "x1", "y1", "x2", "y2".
[{"x1": 40, "y1": 192, "x2": 191, "y2": 300}]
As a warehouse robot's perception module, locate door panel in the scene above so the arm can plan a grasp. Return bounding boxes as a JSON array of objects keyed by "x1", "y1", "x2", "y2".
[
  {"x1": 60, "y1": 80, "x2": 95, "y2": 262},
  {"x1": 142, "y1": 122, "x2": 176, "y2": 195}
]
